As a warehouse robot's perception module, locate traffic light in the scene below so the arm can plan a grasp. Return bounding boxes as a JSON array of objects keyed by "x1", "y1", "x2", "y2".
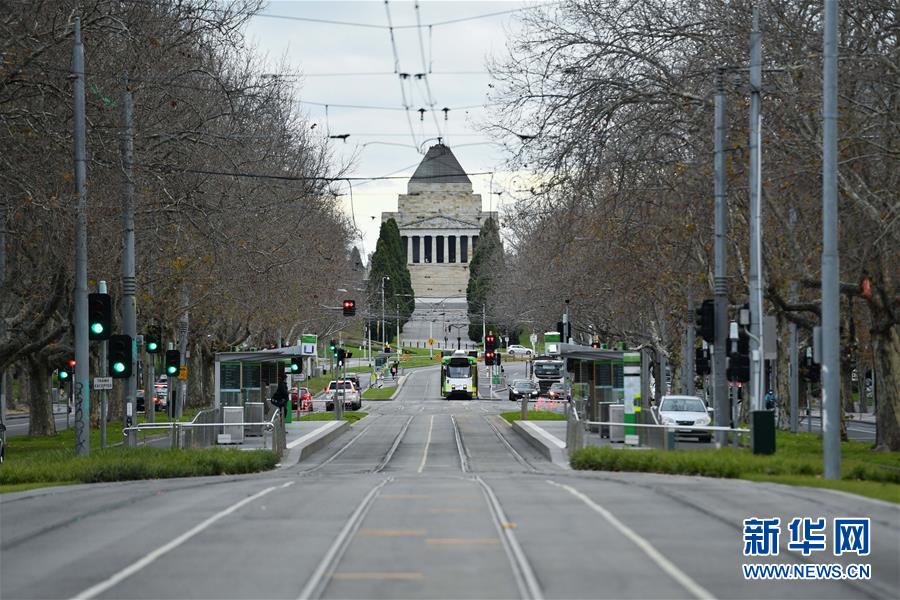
[
  {"x1": 290, "y1": 357, "x2": 303, "y2": 373},
  {"x1": 329, "y1": 339, "x2": 337, "y2": 358},
  {"x1": 165, "y1": 350, "x2": 180, "y2": 376},
  {"x1": 108, "y1": 334, "x2": 133, "y2": 379},
  {"x1": 88, "y1": 293, "x2": 112, "y2": 341},
  {"x1": 337, "y1": 348, "x2": 346, "y2": 366},
  {"x1": 727, "y1": 353, "x2": 750, "y2": 383},
  {"x1": 485, "y1": 334, "x2": 496, "y2": 353},
  {"x1": 384, "y1": 344, "x2": 391, "y2": 353},
  {"x1": 495, "y1": 351, "x2": 502, "y2": 365},
  {"x1": 485, "y1": 350, "x2": 495, "y2": 366},
  {"x1": 590, "y1": 340, "x2": 600, "y2": 349},
  {"x1": 695, "y1": 299, "x2": 715, "y2": 344},
  {"x1": 145, "y1": 328, "x2": 160, "y2": 353},
  {"x1": 58, "y1": 359, "x2": 75, "y2": 383},
  {"x1": 342, "y1": 299, "x2": 356, "y2": 316},
  {"x1": 695, "y1": 347, "x2": 711, "y2": 376}
]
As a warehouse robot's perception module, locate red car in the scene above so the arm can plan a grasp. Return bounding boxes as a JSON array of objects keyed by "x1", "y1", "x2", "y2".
[{"x1": 292, "y1": 387, "x2": 313, "y2": 412}]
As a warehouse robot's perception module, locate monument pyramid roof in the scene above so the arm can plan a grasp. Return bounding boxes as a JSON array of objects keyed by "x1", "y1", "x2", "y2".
[{"x1": 410, "y1": 144, "x2": 471, "y2": 184}]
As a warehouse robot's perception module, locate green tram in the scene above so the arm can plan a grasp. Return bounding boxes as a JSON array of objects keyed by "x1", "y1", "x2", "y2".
[{"x1": 440, "y1": 350, "x2": 478, "y2": 399}]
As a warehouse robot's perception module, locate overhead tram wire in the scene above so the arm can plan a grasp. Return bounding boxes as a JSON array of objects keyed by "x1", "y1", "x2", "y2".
[
  {"x1": 384, "y1": 0, "x2": 421, "y2": 152},
  {"x1": 414, "y1": 1, "x2": 443, "y2": 138}
]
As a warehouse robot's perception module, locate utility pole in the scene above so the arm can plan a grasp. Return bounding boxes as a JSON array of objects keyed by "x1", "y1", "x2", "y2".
[
  {"x1": 482, "y1": 303, "x2": 486, "y2": 349},
  {"x1": 176, "y1": 284, "x2": 188, "y2": 419},
  {"x1": 381, "y1": 275, "x2": 389, "y2": 347},
  {"x1": 821, "y1": 0, "x2": 841, "y2": 480},
  {"x1": 99, "y1": 280, "x2": 108, "y2": 449},
  {"x1": 1, "y1": 195, "x2": 7, "y2": 449},
  {"x1": 685, "y1": 291, "x2": 695, "y2": 395},
  {"x1": 713, "y1": 67, "x2": 729, "y2": 446},
  {"x1": 748, "y1": 5, "x2": 765, "y2": 412},
  {"x1": 789, "y1": 209, "x2": 799, "y2": 433},
  {"x1": 72, "y1": 17, "x2": 90, "y2": 456},
  {"x1": 120, "y1": 78, "x2": 138, "y2": 446}
]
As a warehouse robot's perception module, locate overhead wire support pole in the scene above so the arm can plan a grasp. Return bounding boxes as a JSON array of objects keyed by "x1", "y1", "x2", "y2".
[
  {"x1": 748, "y1": 5, "x2": 764, "y2": 412},
  {"x1": 72, "y1": 17, "x2": 91, "y2": 456},
  {"x1": 120, "y1": 76, "x2": 138, "y2": 447},
  {"x1": 821, "y1": 0, "x2": 841, "y2": 480},
  {"x1": 713, "y1": 67, "x2": 729, "y2": 447}
]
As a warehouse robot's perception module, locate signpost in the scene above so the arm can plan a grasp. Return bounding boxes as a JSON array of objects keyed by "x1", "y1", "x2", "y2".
[{"x1": 93, "y1": 377, "x2": 113, "y2": 390}]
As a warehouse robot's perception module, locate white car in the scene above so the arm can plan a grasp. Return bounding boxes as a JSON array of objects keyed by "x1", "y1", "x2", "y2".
[
  {"x1": 657, "y1": 395, "x2": 712, "y2": 442},
  {"x1": 506, "y1": 344, "x2": 533, "y2": 356},
  {"x1": 325, "y1": 380, "x2": 361, "y2": 411}
]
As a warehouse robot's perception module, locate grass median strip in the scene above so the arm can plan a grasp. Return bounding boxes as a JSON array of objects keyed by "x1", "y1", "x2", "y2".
[
  {"x1": 362, "y1": 386, "x2": 396, "y2": 400},
  {"x1": 570, "y1": 430, "x2": 900, "y2": 503},
  {"x1": 500, "y1": 410, "x2": 566, "y2": 424},
  {"x1": 299, "y1": 411, "x2": 367, "y2": 424}
]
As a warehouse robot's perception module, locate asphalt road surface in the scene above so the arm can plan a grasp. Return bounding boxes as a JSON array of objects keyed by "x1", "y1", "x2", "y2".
[{"x1": 2, "y1": 364, "x2": 897, "y2": 599}]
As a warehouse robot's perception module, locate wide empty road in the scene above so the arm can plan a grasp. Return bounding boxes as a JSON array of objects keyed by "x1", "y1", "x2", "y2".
[{"x1": 2, "y1": 364, "x2": 897, "y2": 599}]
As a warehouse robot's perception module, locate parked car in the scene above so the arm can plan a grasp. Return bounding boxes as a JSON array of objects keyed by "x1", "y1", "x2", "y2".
[
  {"x1": 656, "y1": 395, "x2": 712, "y2": 443},
  {"x1": 548, "y1": 382, "x2": 571, "y2": 401},
  {"x1": 345, "y1": 374, "x2": 362, "y2": 391},
  {"x1": 509, "y1": 379, "x2": 539, "y2": 402},
  {"x1": 325, "y1": 380, "x2": 361, "y2": 411},
  {"x1": 506, "y1": 344, "x2": 533, "y2": 356}
]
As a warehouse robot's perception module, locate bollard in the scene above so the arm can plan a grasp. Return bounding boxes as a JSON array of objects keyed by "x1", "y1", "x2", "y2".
[
  {"x1": 171, "y1": 422, "x2": 179, "y2": 449},
  {"x1": 521, "y1": 397, "x2": 528, "y2": 421},
  {"x1": 664, "y1": 427, "x2": 676, "y2": 450}
]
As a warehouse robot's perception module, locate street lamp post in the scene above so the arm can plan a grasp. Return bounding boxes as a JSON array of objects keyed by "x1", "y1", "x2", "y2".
[{"x1": 381, "y1": 276, "x2": 390, "y2": 347}]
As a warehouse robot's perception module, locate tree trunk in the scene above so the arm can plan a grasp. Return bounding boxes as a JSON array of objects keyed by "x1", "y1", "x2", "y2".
[
  {"x1": 26, "y1": 356, "x2": 56, "y2": 436},
  {"x1": 873, "y1": 325, "x2": 900, "y2": 451}
]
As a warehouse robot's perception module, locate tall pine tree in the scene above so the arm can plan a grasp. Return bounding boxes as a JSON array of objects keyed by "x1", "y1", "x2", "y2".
[
  {"x1": 467, "y1": 217, "x2": 504, "y2": 342},
  {"x1": 367, "y1": 219, "x2": 414, "y2": 344}
]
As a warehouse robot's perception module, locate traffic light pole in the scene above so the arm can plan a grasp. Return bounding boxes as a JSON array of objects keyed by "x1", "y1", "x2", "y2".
[
  {"x1": 72, "y1": 18, "x2": 91, "y2": 456},
  {"x1": 713, "y1": 68, "x2": 729, "y2": 447},
  {"x1": 99, "y1": 281, "x2": 108, "y2": 449},
  {"x1": 748, "y1": 7, "x2": 765, "y2": 413},
  {"x1": 120, "y1": 79, "x2": 138, "y2": 447}
]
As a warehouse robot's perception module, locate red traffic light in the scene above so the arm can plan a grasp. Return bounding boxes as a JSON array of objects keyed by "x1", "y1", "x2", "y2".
[
  {"x1": 342, "y1": 299, "x2": 356, "y2": 316},
  {"x1": 67, "y1": 359, "x2": 77, "y2": 367}
]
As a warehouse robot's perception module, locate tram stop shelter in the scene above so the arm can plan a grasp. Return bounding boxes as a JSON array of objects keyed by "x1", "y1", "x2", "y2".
[
  {"x1": 559, "y1": 343, "x2": 652, "y2": 445},
  {"x1": 213, "y1": 345, "x2": 305, "y2": 418}
]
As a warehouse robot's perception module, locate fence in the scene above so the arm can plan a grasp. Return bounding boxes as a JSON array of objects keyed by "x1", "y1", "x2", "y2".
[{"x1": 124, "y1": 412, "x2": 283, "y2": 455}]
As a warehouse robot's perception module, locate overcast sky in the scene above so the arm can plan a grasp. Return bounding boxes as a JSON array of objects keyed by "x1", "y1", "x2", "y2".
[{"x1": 242, "y1": 0, "x2": 539, "y2": 259}]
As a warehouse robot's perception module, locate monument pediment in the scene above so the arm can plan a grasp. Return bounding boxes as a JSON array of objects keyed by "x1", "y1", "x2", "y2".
[{"x1": 402, "y1": 215, "x2": 481, "y2": 230}]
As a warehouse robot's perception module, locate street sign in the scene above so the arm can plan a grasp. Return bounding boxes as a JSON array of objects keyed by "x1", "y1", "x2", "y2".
[
  {"x1": 427, "y1": 338, "x2": 434, "y2": 346},
  {"x1": 529, "y1": 333, "x2": 538, "y2": 345},
  {"x1": 178, "y1": 366, "x2": 188, "y2": 380},
  {"x1": 93, "y1": 376, "x2": 113, "y2": 390}
]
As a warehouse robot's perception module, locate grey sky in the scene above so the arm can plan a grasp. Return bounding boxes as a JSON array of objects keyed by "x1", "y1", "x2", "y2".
[{"x1": 243, "y1": 1, "x2": 537, "y2": 258}]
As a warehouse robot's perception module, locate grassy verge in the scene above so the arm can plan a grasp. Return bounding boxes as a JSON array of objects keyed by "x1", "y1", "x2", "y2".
[
  {"x1": 299, "y1": 411, "x2": 367, "y2": 424},
  {"x1": 500, "y1": 410, "x2": 566, "y2": 424},
  {"x1": 570, "y1": 430, "x2": 900, "y2": 504},
  {"x1": 362, "y1": 387, "x2": 396, "y2": 400}
]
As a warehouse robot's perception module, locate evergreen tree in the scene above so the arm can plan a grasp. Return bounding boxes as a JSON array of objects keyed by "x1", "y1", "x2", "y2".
[
  {"x1": 367, "y1": 219, "x2": 414, "y2": 344},
  {"x1": 467, "y1": 217, "x2": 504, "y2": 342}
]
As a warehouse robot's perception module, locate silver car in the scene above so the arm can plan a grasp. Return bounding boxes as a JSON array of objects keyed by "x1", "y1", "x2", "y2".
[{"x1": 657, "y1": 395, "x2": 712, "y2": 442}]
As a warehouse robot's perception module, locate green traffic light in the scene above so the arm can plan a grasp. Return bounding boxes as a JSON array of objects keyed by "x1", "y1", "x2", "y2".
[
  {"x1": 291, "y1": 364, "x2": 299, "y2": 372},
  {"x1": 113, "y1": 362, "x2": 126, "y2": 373},
  {"x1": 91, "y1": 322, "x2": 104, "y2": 335},
  {"x1": 59, "y1": 371, "x2": 69, "y2": 379},
  {"x1": 147, "y1": 342, "x2": 158, "y2": 351},
  {"x1": 167, "y1": 366, "x2": 177, "y2": 375}
]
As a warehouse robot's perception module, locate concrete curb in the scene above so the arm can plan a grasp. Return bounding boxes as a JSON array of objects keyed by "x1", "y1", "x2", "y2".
[
  {"x1": 511, "y1": 420, "x2": 571, "y2": 470},
  {"x1": 389, "y1": 374, "x2": 409, "y2": 400},
  {"x1": 279, "y1": 420, "x2": 349, "y2": 468}
]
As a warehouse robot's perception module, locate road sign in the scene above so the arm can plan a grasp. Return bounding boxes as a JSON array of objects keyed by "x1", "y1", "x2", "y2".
[
  {"x1": 529, "y1": 333, "x2": 538, "y2": 344},
  {"x1": 427, "y1": 338, "x2": 434, "y2": 346},
  {"x1": 93, "y1": 376, "x2": 113, "y2": 390},
  {"x1": 178, "y1": 366, "x2": 188, "y2": 380}
]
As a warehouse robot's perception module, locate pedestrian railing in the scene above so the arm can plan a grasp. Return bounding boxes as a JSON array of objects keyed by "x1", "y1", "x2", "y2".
[{"x1": 123, "y1": 417, "x2": 279, "y2": 451}]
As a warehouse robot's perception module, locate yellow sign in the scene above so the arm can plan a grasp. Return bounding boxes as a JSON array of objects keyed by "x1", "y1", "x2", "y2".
[
  {"x1": 427, "y1": 338, "x2": 434, "y2": 346},
  {"x1": 178, "y1": 365, "x2": 188, "y2": 380}
]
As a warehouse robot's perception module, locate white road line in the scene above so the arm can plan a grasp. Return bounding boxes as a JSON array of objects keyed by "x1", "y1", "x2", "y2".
[
  {"x1": 451, "y1": 414, "x2": 468, "y2": 472},
  {"x1": 418, "y1": 415, "x2": 435, "y2": 473},
  {"x1": 73, "y1": 482, "x2": 291, "y2": 599},
  {"x1": 546, "y1": 480, "x2": 715, "y2": 600}
]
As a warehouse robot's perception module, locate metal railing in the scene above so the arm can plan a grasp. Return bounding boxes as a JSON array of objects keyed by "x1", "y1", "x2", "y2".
[{"x1": 123, "y1": 417, "x2": 278, "y2": 451}]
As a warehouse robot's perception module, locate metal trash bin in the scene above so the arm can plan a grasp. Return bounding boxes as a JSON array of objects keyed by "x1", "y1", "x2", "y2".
[
  {"x1": 244, "y1": 402, "x2": 264, "y2": 437},
  {"x1": 609, "y1": 404, "x2": 624, "y2": 443},
  {"x1": 222, "y1": 406, "x2": 244, "y2": 444}
]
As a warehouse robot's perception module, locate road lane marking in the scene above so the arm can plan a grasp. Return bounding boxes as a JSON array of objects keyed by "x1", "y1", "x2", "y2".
[
  {"x1": 298, "y1": 478, "x2": 392, "y2": 600},
  {"x1": 332, "y1": 572, "x2": 424, "y2": 581},
  {"x1": 359, "y1": 529, "x2": 427, "y2": 537},
  {"x1": 546, "y1": 480, "x2": 715, "y2": 600},
  {"x1": 73, "y1": 484, "x2": 283, "y2": 599},
  {"x1": 417, "y1": 415, "x2": 435, "y2": 473},
  {"x1": 475, "y1": 476, "x2": 543, "y2": 600},
  {"x1": 426, "y1": 537, "x2": 500, "y2": 545}
]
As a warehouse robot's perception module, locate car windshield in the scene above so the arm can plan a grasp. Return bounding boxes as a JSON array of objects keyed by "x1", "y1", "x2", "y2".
[
  {"x1": 550, "y1": 383, "x2": 568, "y2": 391},
  {"x1": 660, "y1": 398, "x2": 706, "y2": 412},
  {"x1": 514, "y1": 381, "x2": 536, "y2": 390},
  {"x1": 329, "y1": 382, "x2": 354, "y2": 390},
  {"x1": 534, "y1": 363, "x2": 562, "y2": 377}
]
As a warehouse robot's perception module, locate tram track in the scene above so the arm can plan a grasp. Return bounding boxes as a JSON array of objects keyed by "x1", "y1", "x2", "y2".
[
  {"x1": 451, "y1": 414, "x2": 469, "y2": 473},
  {"x1": 483, "y1": 414, "x2": 539, "y2": 473},
  {"x1": 374, "y1": 415, "x2": 413, "y2": 473}
]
